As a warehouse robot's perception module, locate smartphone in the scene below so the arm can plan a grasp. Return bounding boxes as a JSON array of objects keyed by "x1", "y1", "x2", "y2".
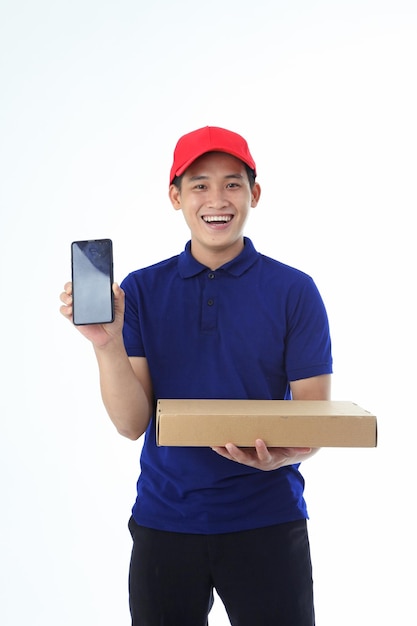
[{"x1": 71, "y1": 238, "x2": 114, "y2": 325}]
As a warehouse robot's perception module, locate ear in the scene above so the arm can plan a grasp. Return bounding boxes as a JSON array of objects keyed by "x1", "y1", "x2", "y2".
[
  {"x1": 169, "y1": 184, "x2": 182, "y2": 211},
  {"x1": 251, "y1": 182, "x2": 261, "y2": 208}
]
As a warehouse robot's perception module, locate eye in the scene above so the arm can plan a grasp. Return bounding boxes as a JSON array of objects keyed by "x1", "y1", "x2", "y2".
[
  {"x1": 193, "y1": 184, "x2": 207, "y2": 190},
  {"x1": 226, "y1": 182, "x2": 240, "y2": 188}
]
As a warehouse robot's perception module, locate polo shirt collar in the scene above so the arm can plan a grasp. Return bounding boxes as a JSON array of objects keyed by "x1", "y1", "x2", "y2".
[{"x1": 178, "y1": 237, "x2": 259, "y2": 278}]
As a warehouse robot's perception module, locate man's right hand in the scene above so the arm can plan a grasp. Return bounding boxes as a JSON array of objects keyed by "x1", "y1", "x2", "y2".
[{"x1": 59, "y1": 281, "x2": 125, "y2": 348}]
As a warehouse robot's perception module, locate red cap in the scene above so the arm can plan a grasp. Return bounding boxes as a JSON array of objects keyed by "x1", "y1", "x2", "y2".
[{"x1": 169, "y1": 126, "x2": 257, "y2": 184}]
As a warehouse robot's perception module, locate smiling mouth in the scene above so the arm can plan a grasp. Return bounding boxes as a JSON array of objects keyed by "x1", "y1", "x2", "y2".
[{"x1": 202, "y1": 215, "x2": 233, "y2": 224}]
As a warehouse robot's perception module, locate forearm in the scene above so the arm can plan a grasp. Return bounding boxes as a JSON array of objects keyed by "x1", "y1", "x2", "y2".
[{"x1": 93, "y1": 339, "x2": 151, "y2": 440}]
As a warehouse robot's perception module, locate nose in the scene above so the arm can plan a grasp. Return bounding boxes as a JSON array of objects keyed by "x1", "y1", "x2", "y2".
[{"x1": 206, "y1": 187, "x2": 229, "y2": 210}]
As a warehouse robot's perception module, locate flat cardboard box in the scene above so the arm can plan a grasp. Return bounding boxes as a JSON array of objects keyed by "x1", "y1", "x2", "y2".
[{"x1": 156, "y1": 400, "x2": 377, "y2": 448}]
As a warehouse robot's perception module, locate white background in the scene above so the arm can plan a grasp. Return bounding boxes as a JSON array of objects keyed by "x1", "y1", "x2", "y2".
[{"x1": 1, "y1": 1, "x2": 416, "y2": 624}]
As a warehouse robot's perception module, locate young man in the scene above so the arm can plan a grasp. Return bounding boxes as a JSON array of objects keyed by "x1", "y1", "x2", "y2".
[{"x1": 60, "y1": 126, "x2": 332, "y2": 625}]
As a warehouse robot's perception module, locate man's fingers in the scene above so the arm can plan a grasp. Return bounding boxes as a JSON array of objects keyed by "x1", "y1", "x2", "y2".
[{"x1": 254, "y1": 439, "x2": 272, "y2": 463}]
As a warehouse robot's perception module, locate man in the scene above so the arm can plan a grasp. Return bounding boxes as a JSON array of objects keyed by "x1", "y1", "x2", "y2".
[{"x1": 60, "y1": 126, "x2": 332, "y2": 625}]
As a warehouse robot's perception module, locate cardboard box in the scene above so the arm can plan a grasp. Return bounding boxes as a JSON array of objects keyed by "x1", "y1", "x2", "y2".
[{"x1": 156, "y1": 399, "x2": 377, "y2": 448}]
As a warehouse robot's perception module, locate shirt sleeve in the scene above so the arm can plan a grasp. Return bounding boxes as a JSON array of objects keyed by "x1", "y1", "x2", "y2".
[
  {"x1": 120, "y1": 272, "x2": 146, "y2": 357},
  {"x1": 285, "y1": 275, "x2": 333, "y2": 381}
]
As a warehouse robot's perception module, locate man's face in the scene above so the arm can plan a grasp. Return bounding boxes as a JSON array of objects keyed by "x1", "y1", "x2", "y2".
[{"x1": 169, "y1": 152, "x2": 261, "y2": 266}]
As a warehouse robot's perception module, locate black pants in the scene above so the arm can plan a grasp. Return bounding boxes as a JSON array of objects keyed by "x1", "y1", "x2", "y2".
[{"x1": 128, "y1": 517, "x2": 315, "y2": 626}]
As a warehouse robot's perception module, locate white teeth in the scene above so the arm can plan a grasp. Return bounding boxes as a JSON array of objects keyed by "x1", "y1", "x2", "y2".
[{"x1": 203, "y1": 215, "x2": 232, "y2": 223}]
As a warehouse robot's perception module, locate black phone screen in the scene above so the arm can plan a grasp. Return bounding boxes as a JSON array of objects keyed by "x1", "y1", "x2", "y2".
[{"x1": 71, "y1": 239, "x2": 114, "y2": 325}]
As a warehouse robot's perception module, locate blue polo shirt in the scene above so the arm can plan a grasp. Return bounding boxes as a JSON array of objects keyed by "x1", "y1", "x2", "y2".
[{"x1": 121, "y1": 238, "x2": 332, "y2": 534}]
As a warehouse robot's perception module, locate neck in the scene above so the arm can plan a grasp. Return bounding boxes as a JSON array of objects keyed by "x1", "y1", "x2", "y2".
[{"x1": 190, "y1": 238, "x2": 245, "y2": 270}]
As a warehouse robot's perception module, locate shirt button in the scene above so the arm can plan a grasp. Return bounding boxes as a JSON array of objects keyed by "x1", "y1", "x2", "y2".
[
  {"x1": 207, "y1": 299, "x2": 214, "y2": 306},
  {"x1": 208, "y1": 272, "x2": 215, "y2": 279}
]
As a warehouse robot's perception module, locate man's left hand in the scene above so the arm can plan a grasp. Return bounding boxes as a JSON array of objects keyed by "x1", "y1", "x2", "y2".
[{"x1": 212, "y1": 440, "x2": 318, "y2": 471}]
